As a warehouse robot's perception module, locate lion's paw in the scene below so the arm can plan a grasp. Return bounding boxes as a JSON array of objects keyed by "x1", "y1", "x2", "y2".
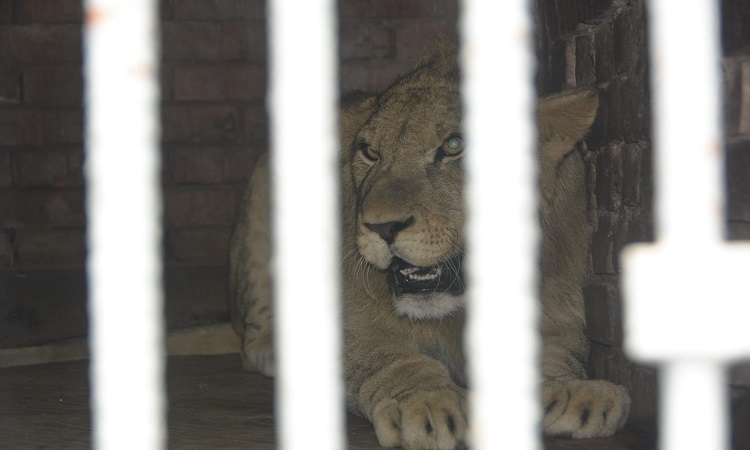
[
  {"x1": 543, "y1": 379, "x2": 630, "y2": 438},
  {"x1": 241, "y1": 335, "x2": 275, "y2": 377},
  {"x1": 373, "y1": 388, "x2": 467, "y2": 450}
]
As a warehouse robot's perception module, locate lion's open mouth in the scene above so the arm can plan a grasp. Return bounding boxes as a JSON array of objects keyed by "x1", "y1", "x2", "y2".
[{"x1": 388, "y1": 256, "x2": 465, "y2": 296}]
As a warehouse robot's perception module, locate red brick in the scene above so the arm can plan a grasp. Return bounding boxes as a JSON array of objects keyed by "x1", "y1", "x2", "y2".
[
  {"x1": 161, "y1": 104, "x2": 192, "y2": 142},
  {"x1": 0, "y1": 108, "x2": 32, "y2": 146},
  {"x1": 732, "y1": 363, "x2": 750, "y2": 387},
  {"x1": 14, "y1": 148, "x2": 84, "y2": 187},
  {"x1": 584, "y1": 279, "x2": 623, "y2": 346},
  {"x1": 340, "y1": 59, "x2": 413, "y2": 93},
  {"x1": 174, "y1": 66, "x2": 223, "y2": 100},
  {"x1": 160, "y1": 66, "x2": 174, "y2": 101},
  {"x1": 727, "y1": 140, "x2": 750, "y2": 222},
  {"x1": 621, "y1": 142, "x2": 648, "y2": 208},
  {"x1": 0, "y1": 189, "x2": 85, "y2": 228},
  {"x1": 593, "y1": 142, "x2": 623, "y2": 211},
  {"x1": 728, "y1": 221, "x2": 750, "y2": 240},
  {"x1": 591, "y1": 212, "x2": 617, "y2": 274},
  {"x1": 164, "y1": 226, "x2": 231, "y2": 264},
  {"x1": 723, "y1": 56, "x2": 744, "y2": 137},
  {"x1": 22, "y1": 65, "x2": 83, "y2": 105},
  {"x1": 187, "y1": 104, "x2": 242, "y2": 143},
  {"x1": 218, "y1": 24, "x2": 249, "y2": 61},
  {"x1": 393, "y1": 18, "x2": 454, "y2": 59},
  {"x1": 164, "y1": 145, "x2": 252, "y2": 184},
  {"x1": 613, "y1": 3, "x2": 645, "y2": 77},
  {"x1": 225, "y1": 65, "x2": 265, "y2": 100},
  {"x1": 242, "y1": 105, "x2": 268, "y2": 142},
  {"x1": 46, "y1": 108, "x2": 84, "y2": 145},
  {"x1": 339, "y1": 0, "x2": 457, "y2": 19},
  {"x1": 574, "y1": 32, "x2": 596, "y2": 86},
  {"x1": 340, "y1": 19, "x2": 394, "y2": 60},
  {"x1": 244, "y1": 23, "x2": 266, "y2": 63},
  {"x1": 173, "y1": 65, "x2": 265, "y2": 101},
  {"x1": 9, "y1": 25, "x2": 82, "y2": 62},
  {"x1": 163, "y1": 266, "x2": 230, "y2": 329},
  {"x1": 741, "y1": 61, "x2": 750, "y2": 135},
  {"x1": 13, "y1": 228, "x2": 86, "y2": 266},
  {"x1": 627, "y1": 364, "x2": 658, "y2": 435},
  {"x1": 588, "y1": 342, "x2": 630, "y2": 387},
  {"x1": 27, "y1": 109, "x2": 85, "y2": 146},
  {"x1": 0, "y1": 2, "x2": 12, "y2": 23},
  {"x1": 163, "y1": 22, "x2": 248, "y2": 61},
  {"x1": 172, "y1": 0, "x2": 264, "y2": 21},
  {"x1": 163, "y1": 187, "x2": 238, "y2": 226},
  {"x1": 593, "y1": 21, "x2": 616, "y2": 82},
  {"x1": 0, "y1": 150, "x2": 10, "y2": 187},
  {"x1": 0, "y1": 229, "x2": 11, "y2": 267},
  {"x1": 1, "y1": 108, "x2": 83, "y2": 146},
  {"x1": 0, "y1": 27, "x2": 10, "y2": 63},
  {"x1": 0, "y1": 67, "x2": 21, "y2": 103},
  {"x1": 17, "y1": 0, "x2": 83, "y2": 23}
]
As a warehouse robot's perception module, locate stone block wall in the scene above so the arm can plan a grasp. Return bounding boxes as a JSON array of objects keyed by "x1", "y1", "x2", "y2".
[{"x1": 0, "y1": 0, "x2": 86, "y2": 268}]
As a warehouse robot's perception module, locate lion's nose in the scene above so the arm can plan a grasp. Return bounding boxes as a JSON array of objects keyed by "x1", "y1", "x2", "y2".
[{"x1": 365, "y1": 217, "x2": 415, "y2": 245}]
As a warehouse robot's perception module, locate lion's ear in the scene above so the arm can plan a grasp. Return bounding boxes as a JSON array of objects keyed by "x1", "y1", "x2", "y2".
[{"x1": 536, "y1": 88, "x2": 599, "y2": 160}]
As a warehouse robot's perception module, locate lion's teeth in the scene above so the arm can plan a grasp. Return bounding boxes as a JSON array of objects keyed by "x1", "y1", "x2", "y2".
[
  {"x1": 400, "y1": 267, "x2": 420, "y2": 276},
  {"x1": 403, "y1": 266, "x2": 442, "y2": 281}
]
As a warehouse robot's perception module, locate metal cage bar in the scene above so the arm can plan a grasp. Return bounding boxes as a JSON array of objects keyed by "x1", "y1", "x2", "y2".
[
  {"x1": 624, "y1": 1, "x2": 750, "y2": 450},
  {"x1": 84, "y1": 0, "x2": 166, "y2": 449},
  {"x1": 460, "y1": 1, "x2": 540, "y2": 448},
  {"x1": 268, "y1": 1, "x2": 345, "y2": 449}
]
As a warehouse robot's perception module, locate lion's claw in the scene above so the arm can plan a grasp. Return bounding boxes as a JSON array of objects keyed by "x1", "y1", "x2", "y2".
[
  {"x1": 543, "y1": 379, "x2": 630, "y2": 438},
  {"x1": 373, "y1": 388, "x2": 467, "y2": 450}
]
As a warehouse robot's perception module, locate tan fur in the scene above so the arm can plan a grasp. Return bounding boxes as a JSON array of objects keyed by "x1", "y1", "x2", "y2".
[{"x1": 231, "y1": 43, "x2": 630, "y2": 448}]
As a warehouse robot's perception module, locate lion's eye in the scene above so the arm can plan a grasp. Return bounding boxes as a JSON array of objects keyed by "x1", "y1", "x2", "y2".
[
  {"x1": 437, "y1": 134, "x2": 464, "y2": 158},
  {"x1": 358, "y1": 142, "x2": 381, "y2": 162}
]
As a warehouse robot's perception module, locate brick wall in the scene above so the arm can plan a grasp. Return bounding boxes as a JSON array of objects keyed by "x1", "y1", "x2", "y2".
[
  {"x1": 0, "y1": 0, "x2": 85, "y2": 268},
  {"x1": 0, "y1": 0, "x2": 458, "y2": 344},
  {"x1": 537, "y1": 0, "x2": 750, "y2": 435},
  {"x1": 0, "y1": 0, "x2": 458, "y2": 272}
]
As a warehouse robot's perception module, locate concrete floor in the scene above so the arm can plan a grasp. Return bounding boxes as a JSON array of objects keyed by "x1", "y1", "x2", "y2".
[{"x1": 0, "y1": 354, "x2": 667, "y2": 450}]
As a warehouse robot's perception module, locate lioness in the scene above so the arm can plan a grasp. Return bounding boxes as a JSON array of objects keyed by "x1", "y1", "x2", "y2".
[{"x1": 230, "y1": 42, "x2": 630, "y2": 449}]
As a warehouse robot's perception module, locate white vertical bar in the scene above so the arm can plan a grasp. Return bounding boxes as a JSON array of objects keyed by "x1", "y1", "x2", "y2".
[
  {"x1": 84, "y1": 0, "x2": 165, "y2": 449},
  {"x1": 649, "y1": 0, "x2": 724, "y2": 243},
  {"x1": 267, "y1": 1, "x2": 344, "y2": 450},
  {"x1": 624, "y1": 2, "x2": 750, "y2": 450},
  {"x1": 662, "y1": 363, "x2": 729, "y2": 450},
  {"x1": 461, "y1": 1, "x2": 539, "y2": 449}
]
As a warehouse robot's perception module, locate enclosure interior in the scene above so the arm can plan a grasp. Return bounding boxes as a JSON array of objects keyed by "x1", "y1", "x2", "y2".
[{"x1": 1, "y1": 0, "x2": 749, "y2": 448}]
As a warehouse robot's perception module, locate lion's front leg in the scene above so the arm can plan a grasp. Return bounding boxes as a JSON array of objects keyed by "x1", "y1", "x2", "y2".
[
  {"x1": 229, "y1": 152, "x2": 276, "y2": 377},
  {"x1": 540, "y1": 336, "x2": 630, "y2": 438},
  {"x1": 540, "y1": 277, "x2": 631, "y2": 438},
  {"x1": 348, "y1": 345, "x2": 467, "y2": 450}
]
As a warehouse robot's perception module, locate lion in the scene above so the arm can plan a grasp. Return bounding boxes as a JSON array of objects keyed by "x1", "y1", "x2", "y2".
[{"x1": 229, "y1": 42, "x2": 630, "y2": 449}]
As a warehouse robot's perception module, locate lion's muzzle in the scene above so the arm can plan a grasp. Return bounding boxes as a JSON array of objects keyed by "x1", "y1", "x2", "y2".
[{"x1": 388, "y1": 255, "x2": 465, "y2": 296}]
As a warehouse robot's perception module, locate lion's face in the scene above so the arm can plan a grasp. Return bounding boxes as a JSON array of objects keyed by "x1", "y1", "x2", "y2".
[
  {"x1": 343, "y1": 45, "x2": 598, "y2": 322},
  {"x1": 347, "y1": 61, "x2": 466, "y2": 320}
]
